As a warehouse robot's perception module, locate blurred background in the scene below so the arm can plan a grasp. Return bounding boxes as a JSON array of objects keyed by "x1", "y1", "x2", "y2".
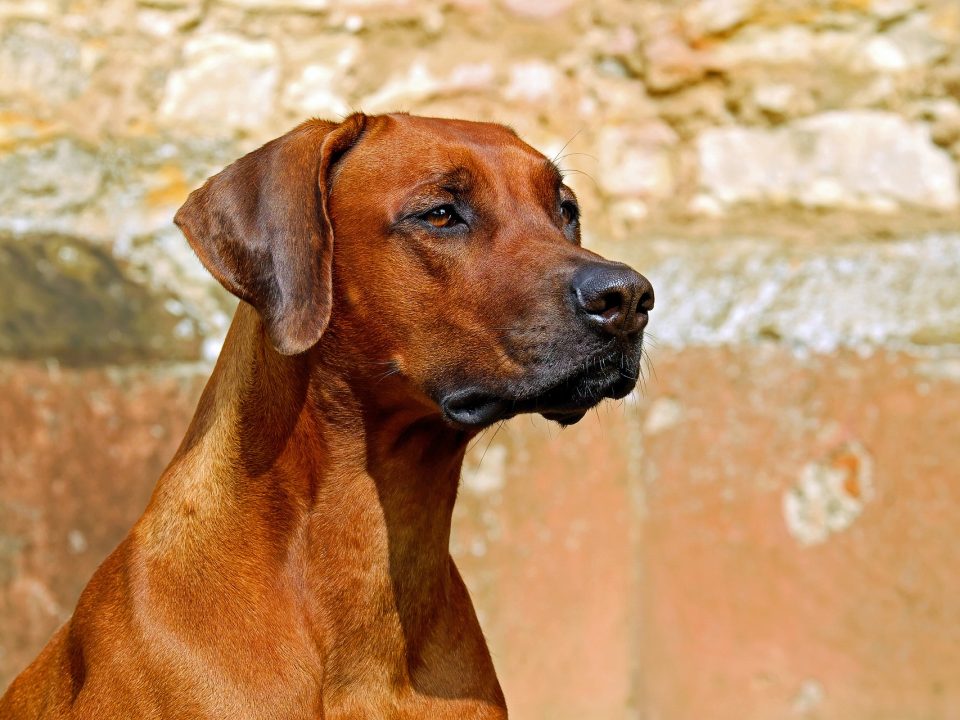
[{"x1": 1, "y1": 0, "x2": 959, "y2": 717}]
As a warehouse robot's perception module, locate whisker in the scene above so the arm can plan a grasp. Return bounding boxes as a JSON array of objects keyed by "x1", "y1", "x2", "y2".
[
  {"x1": 476, "y1": 421, "x2": 506, "y2": 470},
  {"x1": 551, "y1": 129, "x2": 584, "y2": 167},
  {"x1": 555, "y1": 167, "x2": 600, "y2": 190},
  {"x1": 554, "y1": 151, "x2": 597, "y2": 163}
]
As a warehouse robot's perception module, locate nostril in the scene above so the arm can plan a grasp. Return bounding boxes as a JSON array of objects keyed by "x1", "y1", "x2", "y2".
[
  {"x1": 580, "y1": 287, "x2": 624, "y2": 319},
  {"x1": 635, "y1": 288, "x2": 655, "y2": 315},
  {"x1": 595, "y1": 290, "x2": 625, "y2": 320}
]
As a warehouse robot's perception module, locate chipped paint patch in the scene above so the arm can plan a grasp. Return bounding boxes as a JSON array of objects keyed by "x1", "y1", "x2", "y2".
[
  {"x1": 644, "y1": 397, "x2": 684, "y2": 434},
  {"x1": 783, "y1": 441, "x2": 874, "y2": 545},
  {"x1": 67, "y1": 529, "x2": 87, "y2": 554},
  {"x1": 791, "y1": 678, "x2": 825, "y2": 716}
]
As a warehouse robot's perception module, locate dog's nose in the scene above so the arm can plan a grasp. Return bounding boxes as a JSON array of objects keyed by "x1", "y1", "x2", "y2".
[{"x1": 571, "y1": 262, "x2": 655, "y2": 337}]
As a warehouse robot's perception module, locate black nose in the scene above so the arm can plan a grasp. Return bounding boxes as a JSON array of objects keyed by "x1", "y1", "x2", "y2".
[{"x1": 571, "y1": 262, "x2": 655, "y2": 337}]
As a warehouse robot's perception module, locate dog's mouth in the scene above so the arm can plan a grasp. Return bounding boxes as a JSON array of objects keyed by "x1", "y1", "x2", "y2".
[{"x1": 439, "y1": 347, "x2": 642, "y2": 429}]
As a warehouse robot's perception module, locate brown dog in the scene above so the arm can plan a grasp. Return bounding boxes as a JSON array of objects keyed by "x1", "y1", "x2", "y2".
[{"x1": 1, "y1": 113, "x2": 654, "y2": 719}]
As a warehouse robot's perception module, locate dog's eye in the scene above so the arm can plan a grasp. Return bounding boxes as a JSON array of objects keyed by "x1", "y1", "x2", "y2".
[
  {"x1": 560, "y1": 200, "x2": 580, "y2": 225},
  {"x1": 422, "y1": 205, "x2": 463, "y2": 229}
]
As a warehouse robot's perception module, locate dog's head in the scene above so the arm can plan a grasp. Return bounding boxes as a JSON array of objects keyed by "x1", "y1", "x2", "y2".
[{"x1": 176, "y1": 113, "x2": 654, "y2": 429}]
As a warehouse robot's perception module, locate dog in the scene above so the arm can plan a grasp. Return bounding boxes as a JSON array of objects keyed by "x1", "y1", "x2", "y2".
[{"x1": 1, "y1": 112, "x2": 654, "y2": 719}]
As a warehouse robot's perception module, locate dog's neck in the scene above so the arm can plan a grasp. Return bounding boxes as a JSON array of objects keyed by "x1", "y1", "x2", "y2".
[{"x1": 145, "y1": 304, "x2": 478, "y2": 674}]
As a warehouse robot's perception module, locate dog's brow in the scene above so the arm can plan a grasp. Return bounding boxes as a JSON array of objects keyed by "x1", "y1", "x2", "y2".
[{"x1": 411, "y1": 166, "x2": 473, "y2": 194}]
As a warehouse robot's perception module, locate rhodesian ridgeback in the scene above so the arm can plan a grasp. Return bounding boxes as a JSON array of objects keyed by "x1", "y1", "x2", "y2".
[{"x1": 2, "y1": 112, "x2": 654, "y2": 719}]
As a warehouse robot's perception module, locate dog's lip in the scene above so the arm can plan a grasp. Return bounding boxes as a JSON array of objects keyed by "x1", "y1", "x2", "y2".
[
  {"x1": 540, "y1": 408, "x2": 589, "y2": 426},
  {"x1": 440, "y1": 390, "x2": 507, "y2": 428},
  {"x1": 439, "y1": 360, "x2": 639, "y2": 429}
]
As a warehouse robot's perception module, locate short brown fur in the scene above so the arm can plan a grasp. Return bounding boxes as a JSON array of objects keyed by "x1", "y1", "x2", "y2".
[{"x1": 1, "y1": 113, "x2": 653, "y2": 719}]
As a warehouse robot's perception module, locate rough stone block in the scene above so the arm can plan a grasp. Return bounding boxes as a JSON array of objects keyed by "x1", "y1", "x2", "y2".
[
  {"x1": 596, "y1": 123, "x2": 677, "y2": 199},
  {"x1": 159, "y1": 34, "x2": 279, "y2": 132},
  {"x1": 283, "y1": 63, "x2": 353, "y2": 118},
  {"x1": 642, "y1": 23, "x2": 708, "y2": 92},
  {"x1": 0, "y1": 139, "x2": 103, "y2": 218},
  {"x1": 500, "y1": 0, "x2": 573, "y2": 20},
  {"x1": 697, "y1": 111, "x2": 960, "y2": 210},
  {"x1": 683, "y1": 0, "x2": 756, "y2": 37},
  {"x1": 504, "y1": 60, "x2": 561, "y2": 103},
  {"x1": 218, "y1": 0, "x2": 331, "y2": 10},
  {"x1": 859, "y1": 12, "x2": 952, "y2": 71},
  {"x1": 0, "y1": 23, "x2": 89, "y2": 106}
]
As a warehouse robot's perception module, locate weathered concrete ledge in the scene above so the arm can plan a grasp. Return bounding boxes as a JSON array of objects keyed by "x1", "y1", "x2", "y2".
[{"x1": 594, "y1": 232, "x2": 960, "y2": 354}]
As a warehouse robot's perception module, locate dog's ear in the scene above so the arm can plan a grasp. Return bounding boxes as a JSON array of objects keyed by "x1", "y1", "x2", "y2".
[{"x1": 175, "y1": 114, "x2": 366, "y2": 355}]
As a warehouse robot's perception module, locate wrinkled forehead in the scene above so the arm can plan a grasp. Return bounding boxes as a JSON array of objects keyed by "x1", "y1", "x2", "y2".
[{"x1": 338, "y1": 113, "x2": 564, "y2": 198}]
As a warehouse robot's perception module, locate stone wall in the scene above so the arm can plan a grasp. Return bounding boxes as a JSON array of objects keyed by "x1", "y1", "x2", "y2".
[{"x1": 1, "y1": 0, "x2": 959, "y2": 718}]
